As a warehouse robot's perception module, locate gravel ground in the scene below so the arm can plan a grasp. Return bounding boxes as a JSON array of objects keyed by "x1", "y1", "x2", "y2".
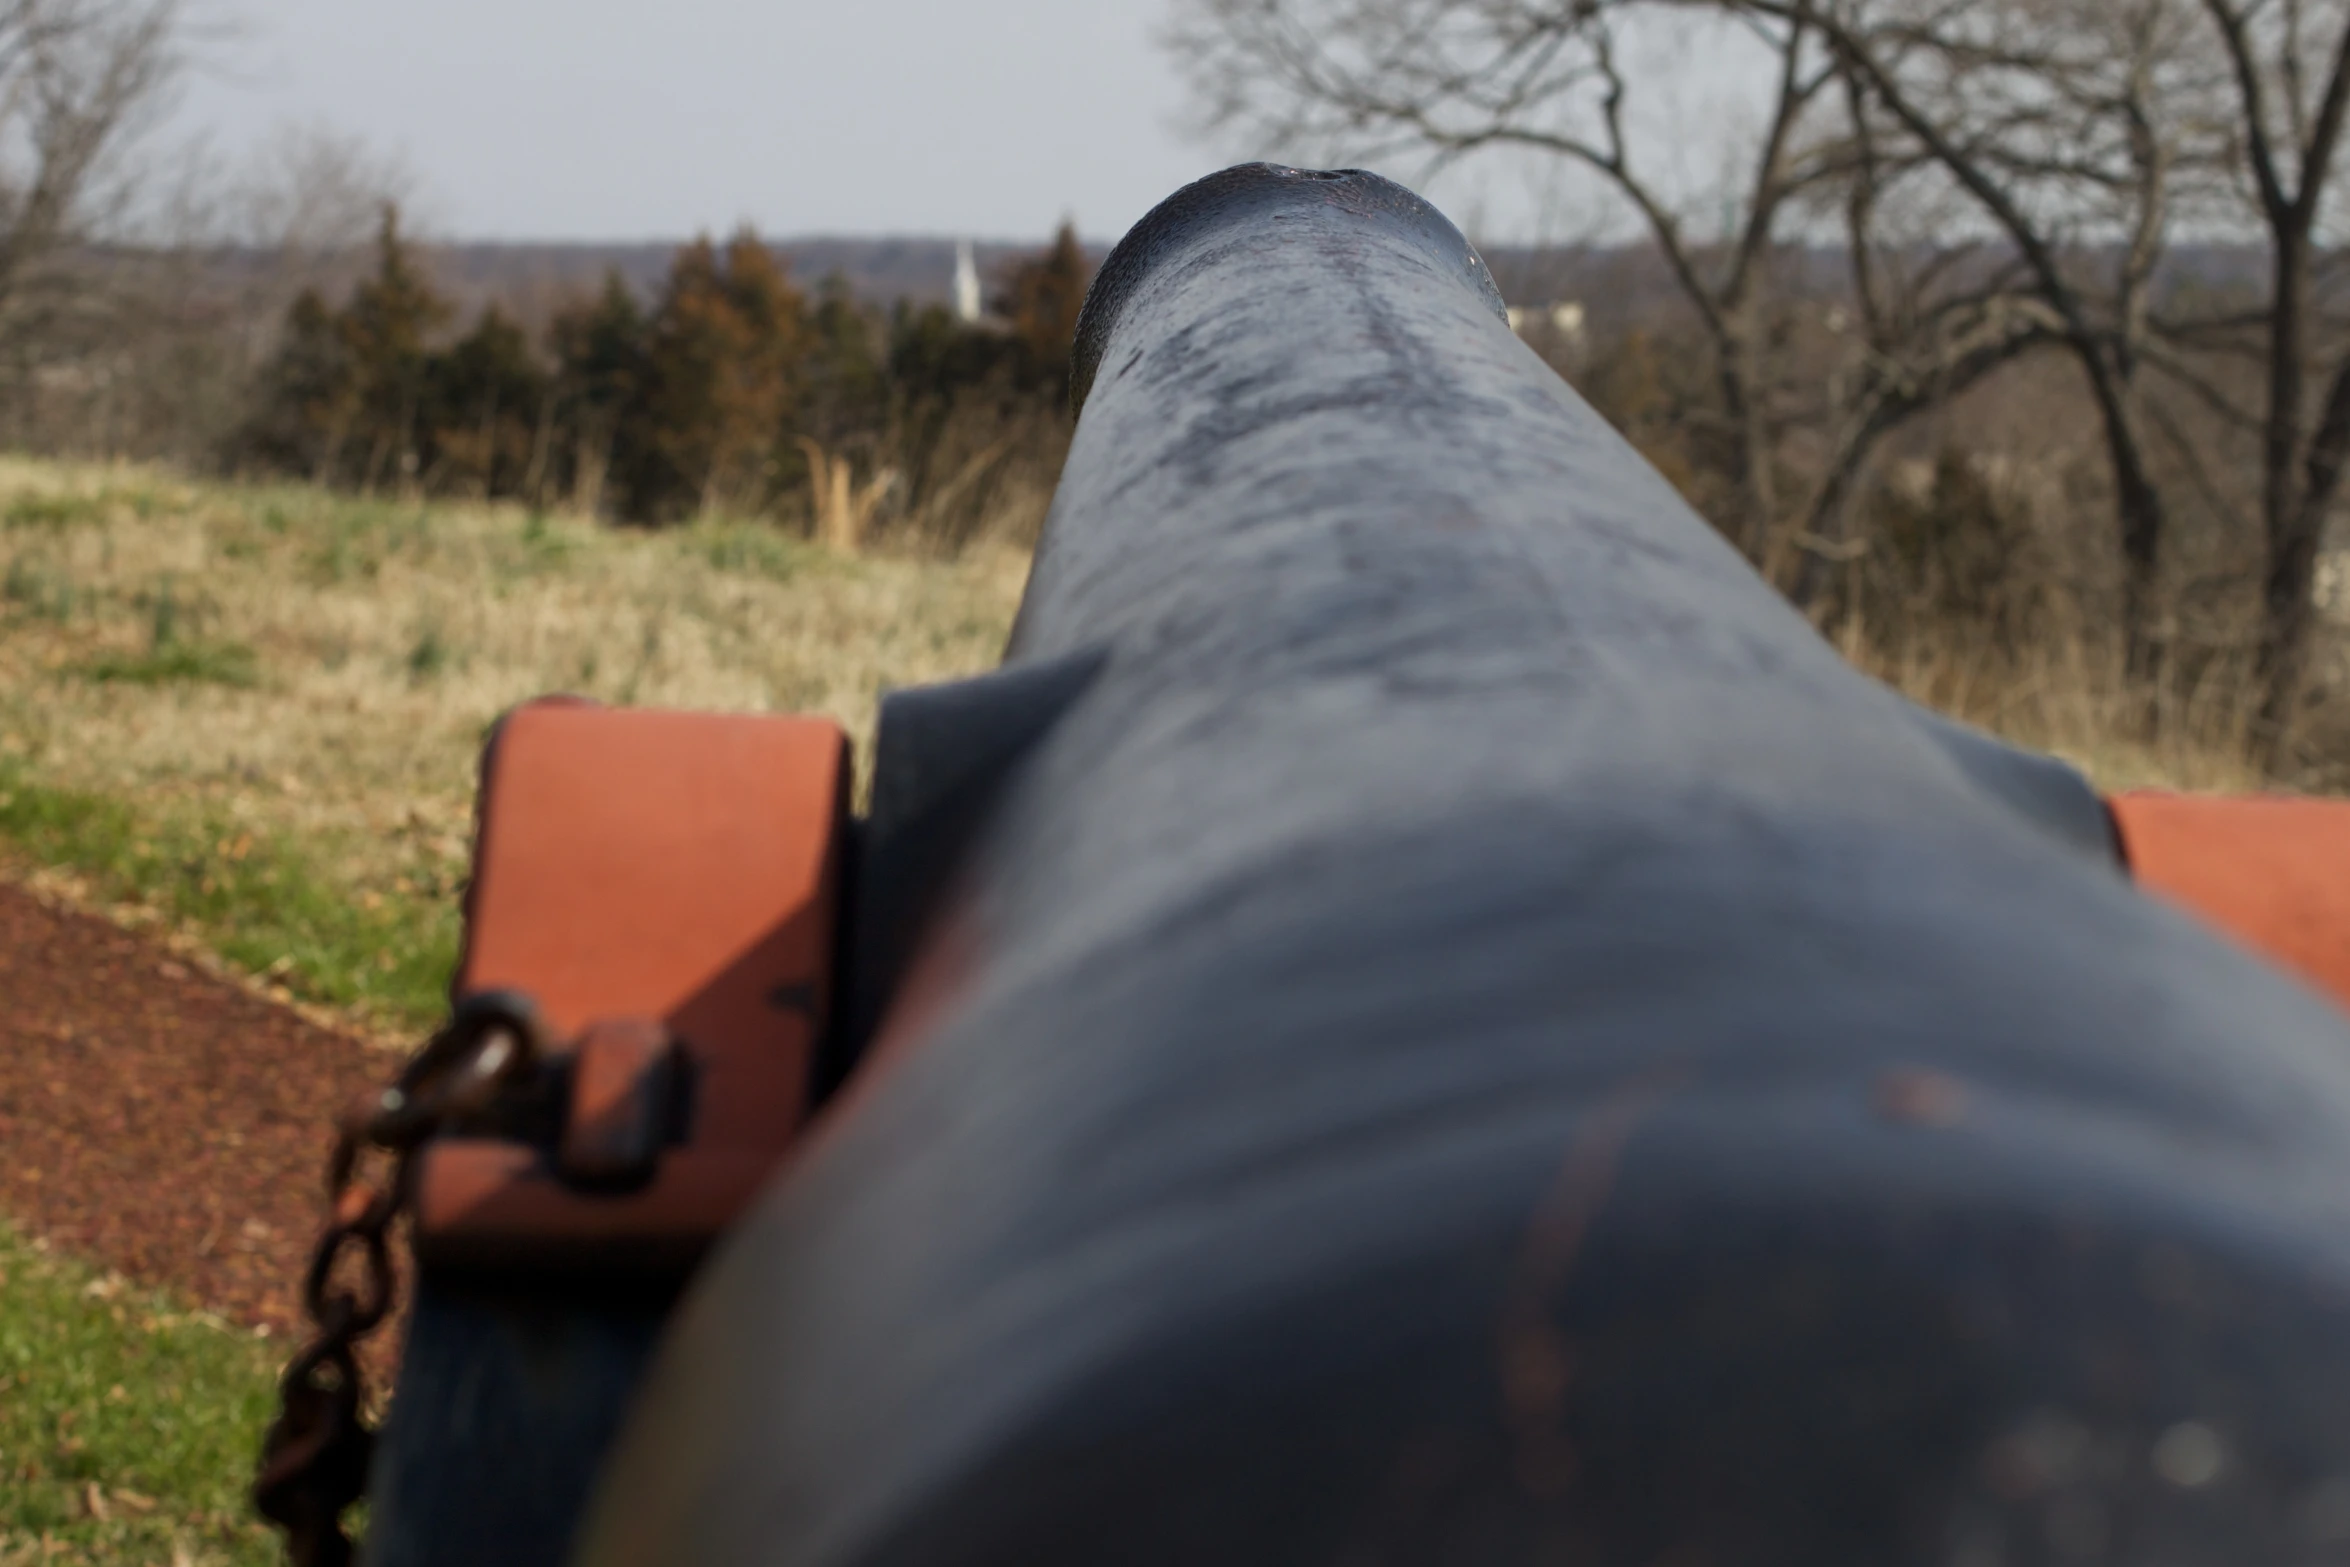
[{"x1": 0, "y1": 877, "x2": 393, "y2": 1338}]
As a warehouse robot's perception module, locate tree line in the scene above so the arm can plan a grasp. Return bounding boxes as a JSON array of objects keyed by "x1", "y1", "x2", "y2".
[
  {"x1": 230, "y1": 212, "x2": 1091, "y2": 547},
  {"x1": 0, "y1": 0, "x2": 1096, "y2": 558}
]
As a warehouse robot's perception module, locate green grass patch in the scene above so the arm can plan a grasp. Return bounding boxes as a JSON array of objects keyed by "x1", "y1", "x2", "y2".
[
  {"x1": 79, "y1": 641, "x2": 261, "y2": 690},
  {"x1": 508, "y1": 510, "x2": 579, "y2": 574},
  {"x1": 2, "y1": 492, "x2": 113, "y2": 532},
  {"x1": 0, "y1": 1223, "x2": 281, "y2": 1565},
  {"x1": 3, "y1": 555, "x2": 77, "y2": 623},
  {"x1": 692, "y1": 520, "x2": 818, "y2": 582},
  {"x1": 293, "y1": 496, "x2": 437, "y2": 587},
  {"x1": 403, "y1": 619, "x2": 454, "y2": 684},
  {"x1": 0, "y1": 764, "x2": 459, "y2": 1031},
  {"x1": 73, "y1": 580, "x2": 262, "y2": 691}
]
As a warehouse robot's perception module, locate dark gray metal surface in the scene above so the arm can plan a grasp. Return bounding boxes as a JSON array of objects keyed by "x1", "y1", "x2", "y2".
[
  {"x1": 566, "y1": 164, "x2": 2350, "y2": 1565},
  {"x1": 368, "y1": 1279, "x2": 669, "y2": 1567}
]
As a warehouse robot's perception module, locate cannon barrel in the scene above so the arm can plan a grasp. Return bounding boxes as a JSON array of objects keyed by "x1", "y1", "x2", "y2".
[{"x1": 417, "y1": 166, "x2": 2350, "y2": 1566}]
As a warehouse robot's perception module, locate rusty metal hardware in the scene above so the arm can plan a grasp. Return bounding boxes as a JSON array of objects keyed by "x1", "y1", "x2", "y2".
[
  {"x1": 558, "y1": 1019, "x2": 682, "y2": 1189},
  {"x1": 2109, "y1": 790, "x2": 2350, "y2": 1011},
  {"x1": 407, "y1": 701, "x2": 847, "y2": 1277},
  {"x1": 255, "y1": 990, "x2": 548, "y2": 1567},
  {"x1": 261, "y1": 700, "x2": 849, "y2": 1566}
]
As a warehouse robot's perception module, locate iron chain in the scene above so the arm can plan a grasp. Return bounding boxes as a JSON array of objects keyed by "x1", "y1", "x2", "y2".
[{"x1": 253, "y1": 990, "x2": 547, "y2": 1567}]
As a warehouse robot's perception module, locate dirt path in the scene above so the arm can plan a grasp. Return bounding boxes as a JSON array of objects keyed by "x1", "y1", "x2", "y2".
[{"x1": 0, "y1": 878, "x2": 394, "y2": 1336}]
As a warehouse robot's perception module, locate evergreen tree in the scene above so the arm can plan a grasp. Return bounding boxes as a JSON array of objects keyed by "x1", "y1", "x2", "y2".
[
  {"x1": 887, "y1": 300, "x2": 1018, "y2": 406},
  {"x1": 995, "y1": 223, "x2": 1091, "y2": 399},
  {"x1": 717, "y1": 231, "x2": 806, "y2": 503},
  {"x1": 425, "y1": 305, "x2": 548, "y2": 499},
  {"x1": 340, "y1": 206, "x2": 453, "y2": 489},
  {"x1": 236, "y1": 287, "x2": 358, "y2": 482},
  {"x1": 800, "y1": 273, "x2": 887, "y2": 448},
  {"x1": 548, "y1": 271, "x2": 649, "y2": 517},
  {"x1": 627, "y1": 230, "x2": 805, "y2": 521},
  {"x1": 227, "y1": 221, "x2": 1080, "y2": 539},
  {"x1": 630, "y1": 237, "x2": 729, "y2": 520}
]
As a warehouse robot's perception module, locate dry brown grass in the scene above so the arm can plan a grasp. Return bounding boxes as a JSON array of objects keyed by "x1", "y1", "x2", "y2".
[
  {"x1": 1843, "y1": 628, "x2": 2277, "y2": 796},
  {"x1": 0, "y1": 453, "x2": 2318, "y2": 1039},
  {"x1": 0, "y1": 456, "x2": 2298, "y2": 867},
  {"x1": 0, "y1": 458, "x2": 1027, "y2": 928}
]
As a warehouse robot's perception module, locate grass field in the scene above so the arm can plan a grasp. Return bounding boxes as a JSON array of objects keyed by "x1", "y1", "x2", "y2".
[{"x1": 0, "y1": 458, "x2": 1029, "y2": 1037}]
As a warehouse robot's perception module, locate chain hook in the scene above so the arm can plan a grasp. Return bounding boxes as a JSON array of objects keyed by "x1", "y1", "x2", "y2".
[{"x1": 255, "y1": 989, "x2": 548, "y2": 1566}]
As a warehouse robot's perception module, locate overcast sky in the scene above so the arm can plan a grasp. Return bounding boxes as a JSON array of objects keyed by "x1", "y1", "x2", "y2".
[
  {"x1": 179, "y1": 0, "x2": 1234, "y2": 244},
  {"x1": 170, "y1": 2, "x2": 1767, "y2": 247}
]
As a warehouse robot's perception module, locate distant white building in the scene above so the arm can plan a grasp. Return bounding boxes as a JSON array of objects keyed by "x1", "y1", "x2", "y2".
[
  {"x1": 1505, "y1": 301, "x2": 1588, "y2": 367},
  {"x1": 1506, "y1": 301, "x2": 1587, "y2": 345},
  {"x1": 954, "y1": 239, "x2": 982, "y2": 324},
  {"x1": 2319, "y1": 552, "x2": 2350, "y2": 621}
]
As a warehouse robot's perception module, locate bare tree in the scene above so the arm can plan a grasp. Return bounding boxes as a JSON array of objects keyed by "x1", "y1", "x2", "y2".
[
  {"x1": 1167, "y1": 0, "x2": 2050, "y2": 586},
  {"x1": 2180, "y1": 0, "x2": 2350, "y2": 754},
  {"x1": 1752, "y1": 0, "x2": 2245, "y2": 682},
  {"x1": 1785, "y1": 63, "x2": 2066, "y2": 604},
  {"x1": 1170, "y1": 0, "x2": 1835, "y2": 559},
  {"x1": 0, "y1": 0, "x2": 182, "y2": 349},
  {"x1": 1770, "y1": 0, "x2": 2350, "y2": 750},
  {"x1": 207, "y1": 121, "x2": 419, "y2": 379},
  {"x1": 228, "y1": 122, "x2": 416, "y2": 262}
]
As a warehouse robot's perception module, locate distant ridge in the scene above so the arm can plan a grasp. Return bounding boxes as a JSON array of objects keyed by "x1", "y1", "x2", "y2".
[
  {"x1": 406, "y1": 236, "x2": 1770, "y2": 326},
  {"x1": 388, "y1": 236, "x2": 2267, "y2": 330},
  {"x1": 421, "y1": 238, "x2": 1100, "y2": 319}
]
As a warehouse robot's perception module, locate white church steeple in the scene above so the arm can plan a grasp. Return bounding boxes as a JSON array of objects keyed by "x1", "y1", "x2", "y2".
[{"x1": 953, "y1": 239, "x2": 982, "y2": 324}]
